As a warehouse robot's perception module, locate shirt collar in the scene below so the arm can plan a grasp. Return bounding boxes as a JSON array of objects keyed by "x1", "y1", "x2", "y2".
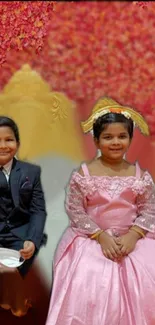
[{"x1": 0, "y1": 159, "x2": 13, "y2": 175}]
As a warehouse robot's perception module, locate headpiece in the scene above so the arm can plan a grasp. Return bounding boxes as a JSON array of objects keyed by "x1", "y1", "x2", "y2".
[{"x1": 81, "y1": 97, "x2": 149, "y2": 136}]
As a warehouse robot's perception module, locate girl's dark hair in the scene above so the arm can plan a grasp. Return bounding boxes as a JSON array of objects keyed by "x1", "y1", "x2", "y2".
[
  {"x1": 93, "y1": 113, "x2": 134, "y2": 140},
  {"x1": 0, "y1": 116, "x2": 20, "y2": 143}
]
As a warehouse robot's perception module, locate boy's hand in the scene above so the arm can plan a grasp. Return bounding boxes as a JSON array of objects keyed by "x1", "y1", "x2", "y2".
[{"x1": 20, "y1": 241, "x2": 35, "y2": 260}]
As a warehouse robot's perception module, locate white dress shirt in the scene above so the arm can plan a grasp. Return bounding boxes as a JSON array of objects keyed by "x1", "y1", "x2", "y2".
[{"x1": 0, "y1": 160, "x2": 13, "y2": 182}]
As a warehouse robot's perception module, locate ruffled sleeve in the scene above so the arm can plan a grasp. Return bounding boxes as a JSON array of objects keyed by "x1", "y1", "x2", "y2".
[
  {"x1": 65, "y1": 172, "x2": 100, "y2": 235},
  {"x1": 133, "y1": 172, "x2": 155, "y2": 233}
]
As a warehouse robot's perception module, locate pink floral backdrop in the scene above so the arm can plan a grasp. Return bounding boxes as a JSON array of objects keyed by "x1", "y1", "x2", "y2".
[
  {"x1": 0, "y1": 1, "x2": 155, "y2": 175},
  {"x1": 0, "y1": 2, "x2": 155, "y2": 323}
]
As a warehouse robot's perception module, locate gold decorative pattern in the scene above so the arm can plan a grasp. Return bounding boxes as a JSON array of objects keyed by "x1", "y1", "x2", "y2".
[
  {"x1": 49, "y1": 94, "x2": 68, "y2": 123},
  {"x1": 0, "y1": 64, "x2": 84, "y2": 161}
]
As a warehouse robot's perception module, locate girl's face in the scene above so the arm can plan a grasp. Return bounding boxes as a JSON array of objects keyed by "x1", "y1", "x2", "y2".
[
  {"x1": 95, "y1": 123, "x2": 131, "y2": 161},
  {"x1": 0, "y1": 126, "x2": 19, "y2": 166}
]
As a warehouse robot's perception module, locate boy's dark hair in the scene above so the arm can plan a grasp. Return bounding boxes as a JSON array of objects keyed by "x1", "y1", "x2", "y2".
[{"x1": 0, "y1": 116, "x2": 20, "y2": 143}]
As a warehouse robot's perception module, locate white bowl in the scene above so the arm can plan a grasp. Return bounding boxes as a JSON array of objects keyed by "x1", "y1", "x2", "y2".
[{"x1": 0, "y1": 248, "x2": 24, "y2": 268}]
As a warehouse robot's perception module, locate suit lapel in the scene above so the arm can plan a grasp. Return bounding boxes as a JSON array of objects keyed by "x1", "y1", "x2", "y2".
[{"x1": 10, "y1": 158, "x2": 21, "y2": 206}]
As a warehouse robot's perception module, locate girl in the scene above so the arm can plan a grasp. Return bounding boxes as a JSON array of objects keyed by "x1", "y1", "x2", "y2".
[{"x1": 46, "y1": 97, "x2": 155, "y2": 325}]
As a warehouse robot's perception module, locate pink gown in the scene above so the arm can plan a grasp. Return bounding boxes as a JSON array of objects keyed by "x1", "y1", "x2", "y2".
[{"x1": 46, "y1": 162, "x2": 155, "y2": 325}]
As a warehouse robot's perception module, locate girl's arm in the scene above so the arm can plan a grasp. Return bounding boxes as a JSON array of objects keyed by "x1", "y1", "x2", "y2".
[
  {"x1": 133, "y1": 172, "x2": 155, "y2": 234},
  {"x1": 65, "y1": 170, "x2": 100, "y2": 236}
]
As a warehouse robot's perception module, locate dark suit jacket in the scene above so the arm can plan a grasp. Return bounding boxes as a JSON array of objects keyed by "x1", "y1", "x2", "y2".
[{"x1": 0, "y1": 158, "x2": 47, "y2": 250}]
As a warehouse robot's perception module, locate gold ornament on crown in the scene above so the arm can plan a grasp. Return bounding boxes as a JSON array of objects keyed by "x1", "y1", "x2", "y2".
[{"x1": 81, "y1": 97, "x2": 150, "y2": 136}]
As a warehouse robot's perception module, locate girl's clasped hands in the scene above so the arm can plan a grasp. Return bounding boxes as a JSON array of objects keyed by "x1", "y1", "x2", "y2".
[{"x1": 98, "y1": 229, "x2": 141, "y2": 261}]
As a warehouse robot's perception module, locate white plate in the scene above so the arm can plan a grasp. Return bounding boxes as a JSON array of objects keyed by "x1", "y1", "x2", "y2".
[{"x1": 0, "y1": 248, "x2": 24, "y2": 268}]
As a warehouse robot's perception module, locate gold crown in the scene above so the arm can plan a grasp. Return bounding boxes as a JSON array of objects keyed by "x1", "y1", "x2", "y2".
[{"x1": 81, "y1": 97, "x2": 149, "y2": 136}]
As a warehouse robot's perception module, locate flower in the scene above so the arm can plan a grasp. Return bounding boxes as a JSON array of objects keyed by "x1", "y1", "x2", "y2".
[
  {"x1": 0, "y1": 1, "x2": 155, "y2": 134},
  {"x1": 93, "y1": 108, "x2": 131, "y2": 122},
  {"x1": 0, "y1": 1, "x2": 55, "y2": 65},
  {"x1": 133, "y1": 2, "x2": 153, "y2": 9},
  {"x1": 93, "y1": 110, "x2": 110, "y2": 121},
  {"x1": 110, "y1": 108, "x2": 122, "y2": 114},
  {"x1": 122, "y1": 111, "x2": 132, "y2": 119}
]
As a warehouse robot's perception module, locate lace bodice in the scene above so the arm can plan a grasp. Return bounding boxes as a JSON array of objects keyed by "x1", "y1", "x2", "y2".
[{"x1": 65, "y1": 163, "x2": 155, "y2": 235}]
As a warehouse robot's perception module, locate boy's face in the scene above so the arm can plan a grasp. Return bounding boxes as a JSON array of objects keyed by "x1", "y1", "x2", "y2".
[{"x1": 0, "y1": 126, "x2": 19, "y2": 166}]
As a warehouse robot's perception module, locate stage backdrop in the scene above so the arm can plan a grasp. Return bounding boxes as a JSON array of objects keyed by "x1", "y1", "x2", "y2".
[
  {"x1": 0, "y1": 2, "x2": 155, "y2": 324},
  {"x1": 0, "y1": 62, "x2": 154, "y2": 287}
]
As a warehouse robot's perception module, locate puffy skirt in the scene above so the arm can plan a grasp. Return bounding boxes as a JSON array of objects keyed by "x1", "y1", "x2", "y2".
[{"x1": 46, "y1": 235, "x2": 155, "y2": 325}]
